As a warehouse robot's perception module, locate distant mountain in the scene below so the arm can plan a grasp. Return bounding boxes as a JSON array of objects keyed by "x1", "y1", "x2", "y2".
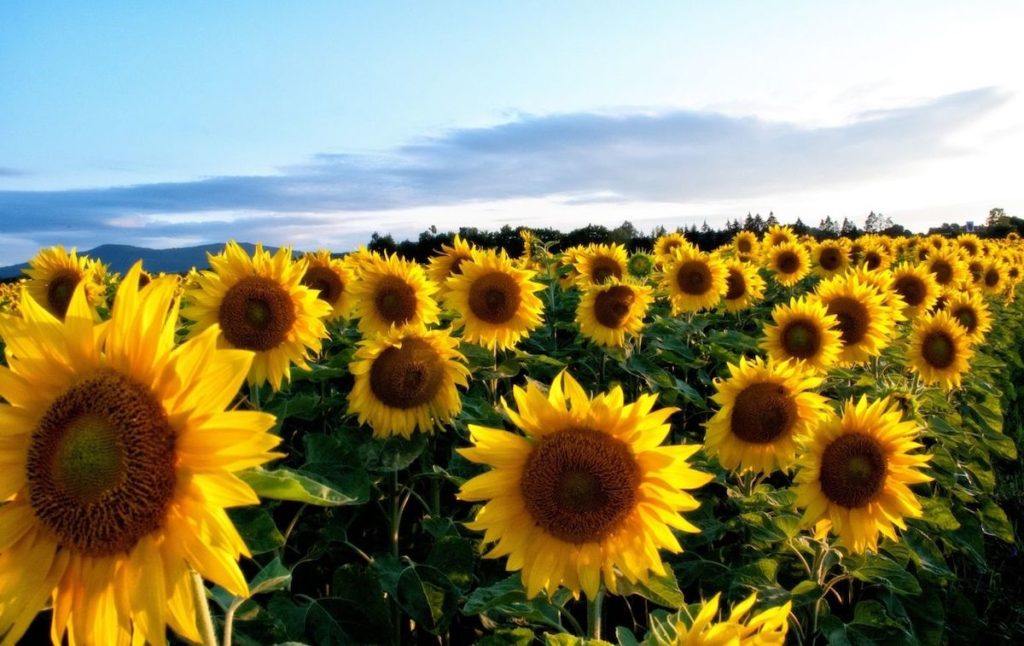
[{"x1": 0, "y1": 243, "x2": 277, "y2": 279}]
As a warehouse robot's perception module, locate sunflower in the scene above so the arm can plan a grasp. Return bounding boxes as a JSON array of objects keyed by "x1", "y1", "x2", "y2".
[
  {"x1": 814, "y1": 275, "x2": 894, "y2": 365},
  {"x1": 860, "y1": 243, "x2": 892, "y2": 272},
  {"x1": 705, "y1": 357, "x2": 826, "y2": 474},
  {"x1": 576, "y1": 280, "x2": 653, "y2": 347},
  {"x1": 794, "y1": 396, "x2": 932, "y2": 554},
  {"x1": 761, "y1": 297, "x2": 843, "y2": 372},
  {"x1": 445, "y1": 249, "x2": 544, "y2": 350},
  {"x1": 300, "y1": 249, "x2": 355, "y2": 321},
  {"x1": 763, "y1": 224, "x2": 796, "y2": 248},
  {"x1": 0, "y1": 263, "x2": 281, "y2": 645},
  {"x1": 342, "y1": 244, "x2": 380, "y2": 276},
  {"x1": 662, "y1": 247, "x2": 728, "y2": 314},
  {"x1": 458, "y1": 371, "x2": 711, "y2": 599},
  {"x1": 850, "y1": 266, "x2": 906, "y2": 323},
  {"x1": 766, "y1": 242, "x2": 811, "y2": 286},
  {"x1": 574, "y1": 243, "x2": 629, "y2": 286},
  {"x1": 981, "y1": 258, "x2": 1007, "y2": 295},
  {"x1": 654, "y1": 232, "x2": 692, "y2": 265},
  {"x1": 627, "y1": 252, "x2": 656, "y2": 280},
  {"x1": 23, "y1": 246, "x2": 105, "y2": 320},
  {"x1": 945, "y1": 292, "x2": 992, "y2": 344},
  {"x1": 813, "y1": 240, "x2": 849, "y2": 278},
  {"x1": 348, "y1": 251, "x2": 441, "y2": 338},
  {"x1": 889, "y1": 262, "x2": 940, "y2": 318},
  {"x1": 347, "y1": 327, "x2": 469, "y2": 438},
  {"x1": 732, "y1": 231, "x2": 760, "y2": 260},
  {"x1": 646, "y1": 592, "x2": 791, "y2": 646},
  {"x1": 957, "y1": 233, "x2": 983, "y2": 259},
  {"x1": 906, "y1": 310, "x2": 974, "y2": 390},
  {"x1": 182, "y1": 242, "x2": 331, "y2": 390},
  {"x1": 427, "y1": 234, "x2": 476, "y2": 289},
  {"x1": 924, "y1": 247, "x2": 967, "y2": 289},
  {"x1": 721, "y1": 260, "x2": 765, "y2": 312}
]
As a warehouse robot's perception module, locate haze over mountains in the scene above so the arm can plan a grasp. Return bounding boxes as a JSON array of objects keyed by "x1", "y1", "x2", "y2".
[{"x1": 0, "y1": 243, "x2": 278, "y2": 279}]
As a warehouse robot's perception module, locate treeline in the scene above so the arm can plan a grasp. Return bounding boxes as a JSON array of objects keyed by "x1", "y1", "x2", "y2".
[{"x1": 366, "y1": 209, "x2": 1023, "y2": 264}]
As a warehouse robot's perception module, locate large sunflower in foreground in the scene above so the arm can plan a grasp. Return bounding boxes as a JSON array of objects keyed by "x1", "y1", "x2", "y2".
[
  {"x1": 427, "y1": 234, "x2": 476, "y2": 290},
  {"x1": 946, "y1": 292, "x2": 992, "y2": 344},
  {"x1": 645, "y1": 592, "x2": 791, "y2": 646},
  {"x1": 814, "y1": 274, "x2": 894, "y2": 365},
  {"x1": 446, "y1": 249, "x2": 545, "y2": 350},
  {"x1": 23, "y1": 245, "x2": 105, "y2": 320},
  {"x1": 300, "y1": 249, "x2": 354, "y2": 321},
  {"x1": 576, "y1": 279, "x2": 653, "y2": 347},
  {"x1": 662, "y1": 247, "x2": 728, "y2": 314},
  {"x1": 349, "y1": 252, "x2": 441, "y2": 338},
  {"x1": 347, "y1": 327, "x2": 470, "y2": 438},
  {"x1": 794, "y1": 397, "x2": 932, "y2": 554},
  {"x1": 0, "y1": 264, "x2": 281, "y2": 645},
  {"x1": 761, "y1": 297, "x2": 843, "y2": 373},
  {"x1": 458, "y1": 371, "x2": 712, "y2": 598},
  {"x1": 722, "y1": 260, "x2": 765, "y2": 312},
  {"x1": 906, "y1": 310, "x2": 974, "y2": 390},
  {"x1": 766, "y1": 242, "x2": 811, "y2": 287},
  {"x1": 706, "y1": 357, "x2": 827, "y2": 474},
  {"x1": 182, "y1": 242, "x2": 331, "y2": 390}
]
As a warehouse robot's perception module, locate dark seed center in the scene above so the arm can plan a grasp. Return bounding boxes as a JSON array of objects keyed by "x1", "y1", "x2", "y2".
[
  {"x1": 782, "y1": 320, "x2": 821, "y2": 359},
  {"x1": 819, "y1": 433, "x2": 888, "y2": 508},
  {"x1": 894, "y1": 276, "x2": 926, "y2": 307},
  {"x1": 676, "y1": 260, "x2": 712, "y2": 295},
  {"x1": 219, "y1": 276, "x2": 297, "y2": 351},
  {"x1": 593, "y1": 285, "x2": 636, "y2": 329},
  {"x1": 731, "y1": 382, "x2": 796, "y2": 444},
  {"x1": 725, "y1": 268, "x2": 747, "y2": 300},
  {"x1": 922, "y1": 330, "x2": 956, "y2": 369},
  {"x1": 368, "y1": 338, "x2": 446, "y2": 409},
  {"x1": 826, "y1": 296, "x2": 869, "y2": 346},
  {"x1": 468, "y1": 271, "x2": 521, "y2": 324}
]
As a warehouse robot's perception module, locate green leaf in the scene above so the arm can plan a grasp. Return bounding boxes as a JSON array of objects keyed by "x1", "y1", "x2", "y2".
[
  {"x1": 543, "y1": 634, "x2": 614, "y2": 646},
  {"x1": 227, "y1": 508, "x2": 285, "y2": 555},
  {"x1": 917, "y1": 497, "x2": 960, "y2": 531},
  {"x1": 903, "y1": 528, "x2": 953, "y2": 578},
  {"x1": 426, "y1": 535, "x2": 477, "y2": 589},
  {"x1": 615, "y1": 568, "x2": 684, "y2": 608},
  {"x1": 248, "y1": 557, "x2": 292, "y2": 596},
  {"x1": 478, "y1": 627, "x2": 536, "y2": 646},
  {"x1": 731, "y1": 558, "x2": 779, "y2": 589},
  {"x1": 395, "y1": 564, "x2": 459, "y2": 635},
  {"x1": 462, "y1": 575, "x2": 568, "y2": 629},
  {"x1": 847, "y1": 553, "x2": 921, "y2": 596},
  {"x1": 615, "y1": 626, "x2": 641, "y2": 646},
  {"x1": 790, "y1": 580, "x2": 822, "y2": 607},
  {"x1": 358, "y1": 432, "x2": 428, "y2": 472},
  {"x1": 979, "y1": 499, "x2": 1015, "y2": 542},
  {"x1": 239, "y1": 467, "x2": 364, "y2": 506}
]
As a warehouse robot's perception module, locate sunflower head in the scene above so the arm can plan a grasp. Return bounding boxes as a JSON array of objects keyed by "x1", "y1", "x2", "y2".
[
  {"x1": 576, "y1": 279, "x2": 653, "y2": 347},
  {"x1": 767, "y1": 242, "x2": 811, "y2": 286},
  {"x1": 957, "y1": 233, "x2": 983, "y2": 258},
  {"x1": 23, "y1": 245, "x2": 105, "y2": 320},
  {"x1": 814, "y1": 274, "x2": 895, "y2": 365},
  {"x1": 981, "y1": 259, "x2": 1006, "y2": 294},
  {"x1": 574, "y1": 243, "x2": 629, "y2": 286},
  {"x1": 348, "y1": 251, "x2": 441, "y2": 338},
  {"x1": 732, "y1": 231, "x2": 760, "y2": 259},
  {"x1": 794, "y1": 396, "x2": 931, "y2": 553},
  {"x1": 654, "y1": 232, "x2": 693, "y2": 265},
  {"x1": 925, "y1": 247, "x2": 967, "y2": 288},
  {"x1": 761, "y1": 296, "x2": 843, "y2": 372},
  {"x1": 0, "y1": 263, "x2": 281, "y2": 645},
  {"x1": 182, "y1": 242, "x2": 331, "y2": 390},
  {"x1": 445, "y1": 248, "x2": 545, "y2": 350},
  {"x1": 889, "y1": 262, "x2": 940, "y2": 318},
  {"x1": 722, "y1": 260, "x2": 765, "y2": 312},
  {"x1": 860, "y1": 243, "x2": 892, "y2": 272},
  {"x1": 907, "y1": 310, "x2": 974, "y2": 390},
  {"x1": 662, "y1": 247, "x2": 728, "y2": 314},
  {"x1": 458, "y1": 371, "x2": 711, "y2": 598},
  {"x1": 706, "y1": 357, "x2": 827, "y2": 473},
  {"x1": 627, "y1": 252, "x2": 655, "y2": 279},
  {"x1": 646, "y1": 592, "x2": 792, "y2": 646},
  {"x1": 946, "y1": 292, "x2": 992, "y2": 344},
  {"x1": 427, "y1": 234, "x2": 476, "y2": 290},
  {"x1": 301, "y1": 249, "x2": 355, "y2": 321},
  {"x1": 814, "y1": 240, "x2": 850, "y2": 277},
  {"x1": 348, "y1": 327, "x2": 469, "y2": 438},
  {"x1": 763, "y1": 224, "x2": 796, "y2": 248}
]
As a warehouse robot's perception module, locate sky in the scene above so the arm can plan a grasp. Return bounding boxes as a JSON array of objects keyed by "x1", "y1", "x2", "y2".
[{"x1": 1, "y1": 1, "x2": 1023, "y2": 263}]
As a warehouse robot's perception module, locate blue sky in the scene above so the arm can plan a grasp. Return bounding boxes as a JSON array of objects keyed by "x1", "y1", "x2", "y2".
[{"x1": 2, "y1": 1, "x2": 1023, "y2": 262}]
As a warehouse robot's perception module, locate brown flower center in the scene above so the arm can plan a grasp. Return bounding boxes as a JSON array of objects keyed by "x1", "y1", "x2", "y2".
[
  {"x1": 818, "y1": 247, "x2": 843, "y2": 271},
  {"x1": 781, "y1": 320, "x2": 822, "y2": 359},
  {"x1": 776, "y1": 250, "x2": 801, "y2": 275},
  {"x1": 725, "y1": 268, "x2": 747, "y2": 300},
  {"x1": 952, "y1": 306, "x2": 977, "y2": 333},
  {"x1": 731, "y1": 382, "x2": 796, "y2": 444},
  {"x1": 864, "y1": 251, "x2": 882, "y2": 270},
  {"x1": 27, "y1": 369, "x2": 176, "y2": 556},
  {"x1": 826, "y1": 296, "x2": 869, "y2": 346},
  {"x1": 468, "y1": 271, "x2": 521, "y2": 324},
  {"x1": 448, "y1": 253, "x2": 471, "y2": 277},
  {"x1": 593, "y1": 285, "x2": 636, "y2": 329},
  {"x1": 894, "y1": 275, "x2": 926, "y2": 307},
  {"x1": 46, "y1": 269, "x2": 83, "y2": 319},
  {"x1": 676, "y1": 260, "x2": 713, "y2": 295},
  {"x1": 589, "y1": 257, "x2": 623, "y2": 285},
  {"x1": 737, "y1": 238, "x2": 752, "y2": 253},
  {"x1": 922, "y1": 330, "x2": 956, "y2": 369},
  {"x1": 302, "y1": 265, "x2": 345, "y2": 305},
  {"x1": 984, "y1": 268, "x2": 1000, "y2": 288},
  {"x1": 219, "y1": 276, "x2": 297, "y2": 351},
  {"x1": 520, "y1": 429, "x2": 640, "y2": 544},
  {"x1": 369, "y1": 337, "x2": 445, "y2": 408},
  {"x1": 930, "y1": 259, "x2": 953, "y2": 285},
  {"x1": 819, "y1": 433, "x2": 888, "y2": 508},
  {"x1": 373, "y1": 275, "x2": 419, "y2": 326}
]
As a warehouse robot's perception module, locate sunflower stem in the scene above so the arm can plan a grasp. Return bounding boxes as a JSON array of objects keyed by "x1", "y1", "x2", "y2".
[
  {"x1": 190, "y1": 569, "x2": 219, "y2": 646},
  {"x1": 586, "y1": 586, "x2": 605, "y2": 640},
  {"x1": 250, "y1": 383, "x2": 261, "y2": 411}
]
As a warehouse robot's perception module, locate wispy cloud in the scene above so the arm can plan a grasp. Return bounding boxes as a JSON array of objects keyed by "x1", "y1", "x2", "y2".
[{"x1": 0, "y1": 88, "x2": 1007, "y2": 258}]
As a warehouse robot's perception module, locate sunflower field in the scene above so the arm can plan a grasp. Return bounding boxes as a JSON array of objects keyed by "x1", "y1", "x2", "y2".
[{"x1": 1, "y1": 227, "x2": 1023, "y2": 645}]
